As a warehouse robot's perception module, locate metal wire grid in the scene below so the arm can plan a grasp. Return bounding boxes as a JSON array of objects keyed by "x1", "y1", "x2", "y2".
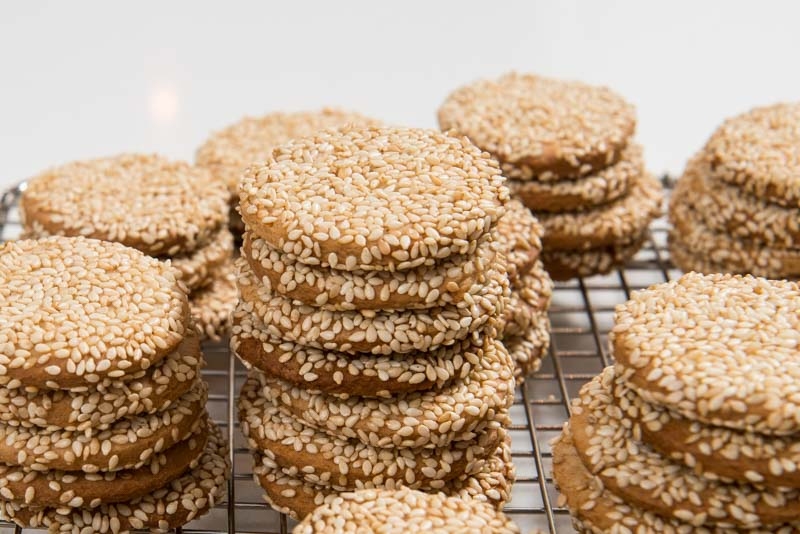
[{"x1": 0, "y1": 180, "x2": 680, "y2": 533}]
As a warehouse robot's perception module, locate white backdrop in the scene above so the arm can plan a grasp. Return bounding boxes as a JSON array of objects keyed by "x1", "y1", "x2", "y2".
[{"x1": 1, "y1": 0, "x2": 798, "y2": 190}]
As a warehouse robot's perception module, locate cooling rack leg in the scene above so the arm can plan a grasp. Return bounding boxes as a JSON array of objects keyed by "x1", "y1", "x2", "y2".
[
  {"x1": 522, "y1": 386, "x2": 558, "y2": 533},
  {"x1": 227, "y1": 349, "x2": 237, "y2": 534}
]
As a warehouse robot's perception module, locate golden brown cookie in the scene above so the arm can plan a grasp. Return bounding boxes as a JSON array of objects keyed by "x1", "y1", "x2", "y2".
[
  {"x1": 511, "y1": 143, "x2": 643, "y2": 212},
  {"x1": 239, "y1": 127, "x2": 508, "y2": 272},
  {"x1": 20, "y1": 154, "x2": 228, "y2": 256},
  {"x1": 492, "y1": 200, "x2": 544, "y2": 285},
  {"x1": 437, "y1": 72, "x2": 636, "y2": 179},
  {"x1": 2, "y1": 420, "x2": 229, "y2": 533},
  {"x1": 292, "y1": 486, "x2": 521, "y2": 534},
  {"x1": 0, "y1": 381, "x2": 207, "y2": 472},
  {"x1": 541, "y1": 233, "x2": 648, "y2": 281},
  {"x1": 612, "y1": 272, "x2": 800, "y2": 434},
  {"x1": 502, "y1": 261, "x2": 552, "y2": 338},
  {"x1": 667, "y1": 237, "x2": 728, "y2": 275},
  {"x1": 242, "y1": 230, "x2": 500, "y2": 311},
  {"x1": 236, "y1": 258, "x2": 507, "y2": 355},
  {"x1": 0, "y1": 236, "x2": 190, "y2": 390},
  {"x1": 0, "y1": 331, "x2": 202, "y2": 431},
  {"x1": 704, "y1": 102, "x2": 800, "y2": 208},
  {"x1": 170, "y1": 227, "x2": 234, "y2": 291},
  {"x1": 190, "y1": 260, "x2": 237, "y2": 341},
  {"x1": 505, "y1": 312, "x2": 550, "y2": 384},
  {"x1": 250, "y1": 335, "x2": 513, "y2": 449}
]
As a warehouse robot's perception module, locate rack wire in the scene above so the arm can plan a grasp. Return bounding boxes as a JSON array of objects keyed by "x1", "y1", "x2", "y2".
[{"x1": 0, "y1": 180, "x2": 679, "y2": 533}]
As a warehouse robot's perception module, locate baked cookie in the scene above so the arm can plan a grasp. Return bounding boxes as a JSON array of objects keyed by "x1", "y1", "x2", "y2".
[
  {"x1": 170, "y1": 228, "x2": 234, "y2": 291},
  {"x1": 190, "y1": 260, "x2": 237, "y2": 341},
  {"x1": 492, "y1": 200, "x2": 544, "y2": 285},
  {"x1": 502, "y1": 261, "x2": 552, "y2": 338},
  {"x1": 505, "y1": 312, "x2": 550, "y2": 384},
  {"x1": 541, "y1": 233, "x2": 648, "y2": 281}
]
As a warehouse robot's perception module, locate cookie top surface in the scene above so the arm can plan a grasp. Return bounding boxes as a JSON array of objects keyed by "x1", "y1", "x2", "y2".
[
  {"x1": 196, "y1": 108, "x2": 382, "y2": 192},
  {"x1": 705, "y1": 102, "x2": 800, "y2": 207},
  {"x1": 21, "y1": 153, "x2": 229, "y2": 256},
  {"x1": 611, "y1": 272, "x2": 800, "y2": 434},
  {"x1": 293, "y1": 486, "x2": 520, "y2": 534},
  {"x1": 239, "y1": 126, "x2": 508, "y2": 271},
  {"x1": 0, "y1": 237, "x2": 189, "y2": 389},
  {"x1": 438, "y1": 72, "x2": 636, "y2": 177}
]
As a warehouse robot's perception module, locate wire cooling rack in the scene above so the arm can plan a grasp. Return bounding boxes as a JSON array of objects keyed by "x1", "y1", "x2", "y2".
[{"x1": 0, "y1": 179, "x2": 679, "y2": 533}]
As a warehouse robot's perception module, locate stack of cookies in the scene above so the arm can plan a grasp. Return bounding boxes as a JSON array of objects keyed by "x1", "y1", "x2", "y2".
[
  {"x1": 553, "y1": 272, "x2": 800, "y2": 532},
  {"x1": 670, "y1": 102, "x2": 800, "y2": 279},
  {"x1": 195, "y1": 108, "x2": 381, "y2": 236},
  {"x1": 438, "y1": 72, "x2": 663, "y2": 280},
  {"x1": 232, "y1": 126, "x2": 517, "y2": 519},
  {"x1": 0, "y1": 236, "x2": 229, "y2": 533},
  {"x1": 20, "y1": 153, "x2": 237, "y2": 341}
]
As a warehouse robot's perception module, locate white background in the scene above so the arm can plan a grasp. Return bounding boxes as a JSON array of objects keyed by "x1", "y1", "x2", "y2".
[{"x1": 1, "y1": 1, "x2": 798, "y2": 190}]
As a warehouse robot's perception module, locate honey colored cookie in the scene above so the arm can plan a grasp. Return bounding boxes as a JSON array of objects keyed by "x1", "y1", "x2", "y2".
[
  {"x1": 253, "y1": 438, "x2": 514, "y2": 520},
  {"x1": 292, "y1": 486, "x2": 520, "y2": 534},
  {"x1": 232, "y1": 309, "x2": 476, "y2": 397},
  {"x1": 0, "y1": 236, "x2": 189, "y2": 389},
  {"x1": 239, "y1": 374, "x2": 503, "y2": 489},
  {"x1": 20, "y1": 154, "x2": 228, "y2": 256},
  {"x1": 541, "y1": 233, "x2": 648, "y2": 281},
  {"x1": 571, "y1": 369, "x2": 800, "y2": 529},
  {"x1": 190, "y1": 260, "x2": 237, "y2": 341},
  {"x1": 511, "y1": 144, "x2": 643, "y2": 212},
  {"x1": 170, "y1": 228, "x2": 234, "y2": 291},
  {"x1": 502, "y1": 261, "x2": 552, "y2": 338},
  {"x1": 538, "y1": 173, "x2": 662, "y2": 250},
  {"x1": 237, "y1": 258, "x2": 507, "y2": 355},
  {"x1": 492, "y1": 200, "x2": 544, "y2": 285},
  {"x1": 505, "y1": 312, "x2": 550, "y2": 384},
  {"x1": 612, "y1": 272, "x2": 800, "y2": 434},
  {"x1": 438, "y1": 72, "x2": 636, "y2": 179},
  {"x1": 0, "y1": 418, "x2": 207, "y2": 508},
  {"x1": 614, "y1": 371, "x2": 800, "y2": 488},
  {"x1": 239, "y1": 127, "x2": 508, "y2": 272},
  {"x1": 0, "y1": 381, "x2": 207, "y2": 472},
  {"x1": 667, "y1": 238, "x2": 728, "y2": 275},
  {"x1": 2, "y1": 420, "x2": 229, "y2": 534},
  {"x1": 704, "y1": 102, "x2": 800, "y2": 208},
  {"x1": 0, "y1": 331, "x2": 202, "y2": 431},
  {"x1": 251, "y1": 335, "x2": 513, "y2": 449}
]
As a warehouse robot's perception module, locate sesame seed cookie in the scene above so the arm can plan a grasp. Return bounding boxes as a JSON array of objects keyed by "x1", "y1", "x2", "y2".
[
  {"x1": 614, "y1": 371, "x2": 800, "y2": 489},
  {"x1": 571, "y1": 369, "x2": 800, "y2": 529},
  {"x1": 0, "y1": 331, "x2": 202, "y2": 431},
  {"x1": 250, "y1": 336, "x2": 514, "y2": 449},
  {"x1": 239, "y1": 373, "x2": 504, "y2": 489},
  {"x1": 505, "y1": 312, "x2": 550, "y2": 384},
  {"x1": 231, "y1": 309, "x2": 477, "y2": 397},
  {"x1": 292, "y1": 486, "x2": 520, "y2": 534},
  {"x1": 538, "y1": 173, "x2": 662, "y2": 251},
  {"x1": 0, "y1": 237, "x2": 190, "y2": 389},
  {"x1": 253, "y1": 438, "x2": 514, "y2": 520},
  {"x1": 20, "y1": 154, "x2": 229, "y2": 256},
  {"x1": 704, "y1": 102, "x2": 800, "y2": 208},
  {"x1": 236, "y1": 258, "x2": 508, "y2": 355},
  {"x1": 502, "y1": 261, "x2": 552, "y2": 339},
  {"x1": 0, "y1": 381, "x2": 207, "y2": 472},
  {"x1": 190, "y1": 260, "x2": 237, "y2": 342},
  {"x1": 510, "y1": 143, "x2": 643, "y2": 212},
  {"x1": 438, "y1": 72, "x2": 636, "y2": 179},
  {"x1": 239, "y1": 127, "x2": 508, "y2": 272},
  {"x1": 612, "y1": 273, "x2": 800, "y2": 435},
  {"x1": 170, "y1": 228, "x2": 234, "y2": 291},
  {"x1": 492, "y1": 200, "x2": 544, "y2": 285},
  {"x1": 541, "y1": 232, "x2": 648, "y2": 281},
  {"x1": 0, "y1": 418, "x2": 207, "y2": 508},
  {"x1": 242, "y1": 230, "x2": 501, "y2": 311},
  {"x1": 2, "y1": 420, "x2": 230, "y2": 534}
]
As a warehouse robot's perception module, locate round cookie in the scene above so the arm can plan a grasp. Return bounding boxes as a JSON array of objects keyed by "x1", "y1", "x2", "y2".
[
  {"x1": 667, "y1": 237, "x2": 729, "y2": 275},
  {"x1": 243, "y1": 231, "x2": 500, "y2": 311},
  {"x1": 292, "y1": 486, "x2": 520, "y2": 534},
  {"x1": 502, "y1": 261, "x2": 552, "y2": 339},
  {"x1": 236, "y1": 258, "x2": 507, "y2": 355},
  {"x1": 251, "y1": 335, "x2": 514, "y2": 449},
  {"x1": 437, "y1": 72, "x2": 636, "y2": 179},
  {"x1": 541, "y1": 233, "x2": 648, "y2": 281},
  {"x1": 614, "y1": 371, "x2": 800, "y2": 488},
  {"x1": 0, "y1": 236, "x2": 190, "y2": 389},
  {"x1": 505, "y1": 312, "x2": 550, "y2": 384},
  {"x1": 232, "y1": 309, "x2": 477, "y2": 397},
  {"x1": 570, "y1": 369, "x2": 800, "y2": 529},
  {"x1": 492, "y1": 200, "x2": 544, "y2": 285},
  {"x1": 538, "y1": 173, "x2": 662, "y2": 250},
  {"x1": 0, "y1": 419, "x2": 207, "y2": 508},
  {"x1": 0, "y1": 381, "x2": 207, "y2": 472},
  {"x1": 704, "y1": 102, "x2": 800, "y2": 208},
  {"x1": 253, "y1": 438, "x2": 514, "y2": 520},
  {"x1": 612, "y1": 272, "x2": 800, "y2": 435},
  {"x1": 196, "y1": 109, "x2": 382, "y2": 194},
  {"x1": 20, "y1": 154, "x2": 228, "y2": 256},
  {"x1": 239, "y1": 374, "x2": 503, "y2": 489},
  {"x1": 1, "y1": 420, "x2": 229, "y2": 533},
  {"x1": 0, "y1": 331, "x2": 202, "y2": 431},
  {"x1": 239, "y1": 126, "x2": 508, "y2": 272},
  {"x1": 511, "y1": 143, "x2": 643, "y2": 212},
  {"x1": 170, "y1": 228, "x2": 234, "y2": 291},
  {"x1": 190, "y1": 260, "x2": 237, "y2": 341}
]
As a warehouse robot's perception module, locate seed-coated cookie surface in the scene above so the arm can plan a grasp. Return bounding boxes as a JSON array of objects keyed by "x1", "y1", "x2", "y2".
[
  {"x1": 170, "y1": 228, "x2": 234, "y2": 291},
  {"x1": 541, "y1": 233, "x2": 648, "y2": 281},
  {"x1": 190, "y1": 260, "x2": 237, "y2": 341},
  {"x1": 492, "y1": 200, "x2": 544, "y2": 285}
]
